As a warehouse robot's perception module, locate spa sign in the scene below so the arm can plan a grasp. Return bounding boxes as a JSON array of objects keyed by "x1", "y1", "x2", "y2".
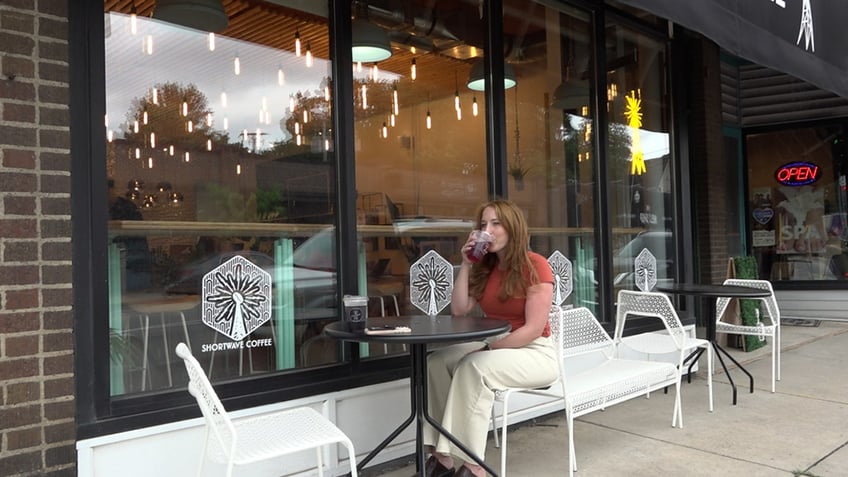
[{"x1": 775, "y1": 161, "x2": 820, "y2": 186}]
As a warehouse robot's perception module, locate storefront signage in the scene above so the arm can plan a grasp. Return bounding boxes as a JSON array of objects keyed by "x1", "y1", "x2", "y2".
[{"x1": 775, "y1": 161, "x2": 820, "y2": 186}]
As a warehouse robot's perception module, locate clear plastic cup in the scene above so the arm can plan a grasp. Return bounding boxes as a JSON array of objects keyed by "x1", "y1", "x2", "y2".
[{"x1": 466, "y1": 230, "x2": 494, "y2": 263}]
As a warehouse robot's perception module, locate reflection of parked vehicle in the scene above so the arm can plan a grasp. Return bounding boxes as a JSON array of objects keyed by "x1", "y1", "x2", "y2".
[
  {"x1": 613, "y1": 231, "x2": 674, "y2": 288},
  {"x1": 165, "y1": 249, "x2": 337, "y2": 318}
]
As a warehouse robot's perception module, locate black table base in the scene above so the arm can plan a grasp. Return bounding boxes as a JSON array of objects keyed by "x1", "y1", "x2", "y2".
[
  {"x1": 683, "y1": 342, "x2": 753, "y2": 405},
  {"x1": 352, "y1": 342, "x2": 499, "y2": 477}
]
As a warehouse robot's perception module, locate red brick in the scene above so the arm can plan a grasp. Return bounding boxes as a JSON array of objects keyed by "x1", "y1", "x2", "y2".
[
  {"x1": 41, "y1": 197, "x2": 70, "y2": 216},
  {"x1": 42, "y1": 241, "x2": 71, "y2": 261},
  {"x1": 0, "y1": 450, "x2": 42, "y2": 476},
  {"x1": 40, "y1": 152, "x2": 69, "y2": 171},
  {"x1": 6, "y1": 334, "x2": 40, "y2": 357},
  {"x1": 0, "y1": 76, "x2": 35, "y2": 101},
  {"x1": 39, "y1": 127, "x2": 70, "y2": 148},
  {"x1": 40, "y1": 174, "x2": 70, "y2": 194},
  {"x1": 0, "y1": 265, "x2": 39, "y2": 286},
  {"x1": 2, "y1": 149, "x2": 36, "y2": 168},
  {"x1": 42, "y1": 330, "x2": 72, "y2": 352},
  {"x1": 0, "y1": 312, "x2": 40, "y2": 333},
  {"x1": 37, "y1": 17, "x2": 67, "y2": 41},
  {"x1": 44, "y1": 400, "x2": 74, "y2": 421},
  {"x1": 0, "y1": 404, "x2": 40, "y2": 428},
  {"x1": 1, "y1": 54, "x2": 36, "y2": 80},
  {"x1": 0, "y1": 10, "x2": 34, "y2": 33},
  {"x1": 5, "y1": 381, "x2": 40, "y2": 405},
  {"x1": 43, "y1": 310, "x2": 71, "y2": 330},
  {"x1": 45, "y1": 443, "x2": 75, "y2": 467},
  {"x1": 43, "y1": 377, "x2": 72, "y2": 399},
  {"x1": 0, "y1": 32, "x2": 35, "y2": 56},
  {"x1": 3, "y1": 102, "x2": 36, "y2": 123},
  {"x1": 38, "y1": 40, "x2": 66, "y2": 62},
  {"x1": 40, "y1": 105, "x2": 68, "y2": 126},
  {"x1": 44, "y1": 421, "x2": 74, "y2": 444},
  {"x1": 42, "y1": 265, "x2": 71, "y2": 285},
  {"x1": 6, "y1": 288, "x2": 39, "y2": 310},
  {"x1": 0, "y1": 357, "x2": 39, "y2": 379},
  {"x1": 0, "y1": 219, "x2": 37, "y2": 238},
  {"x1": 0, "y1": 124, "x2": 37, "y2": 145},
  {"x1": 0, "y1": 171, "x2": 37, "y2": 191},
  {"x1": 43, "y1": 354, "x2": 72, "y2": 375},
  {"x1": 3, "y1": 241, "x2": 38, "y2": 262},
  {"x1": 4, "y1": 196, "x2": 37, "y2": 215},
  {"x1": 6, "y1": 428, "x2": 42, "y2": 450},
  {"x1": 42, "y1": 287, "x2": 72, "y2": 308}
]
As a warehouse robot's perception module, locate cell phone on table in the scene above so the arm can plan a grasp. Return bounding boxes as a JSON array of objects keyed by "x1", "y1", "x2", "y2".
[{"x1": 365, "y1": 325, "x2": 411, "y2": 335}]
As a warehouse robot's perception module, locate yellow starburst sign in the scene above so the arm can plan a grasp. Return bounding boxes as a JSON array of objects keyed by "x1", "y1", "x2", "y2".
[{"x1": 625, "y1": 91, "x2": 646, "y2": 175}]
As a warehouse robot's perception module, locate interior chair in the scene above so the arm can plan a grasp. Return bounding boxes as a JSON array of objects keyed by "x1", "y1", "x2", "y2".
[
  {"x1": 714, "y1": 278, "x2": 781, "y2": 392},
  {"x1": 490, "y1": 306, "x2": 565, "y2": 477},
  {"x1": 175, "y1": 343, "x2": 358, "y2": 477},
  {"x1": 616, "y1": 290, "x2": 714, "y2": 426}
]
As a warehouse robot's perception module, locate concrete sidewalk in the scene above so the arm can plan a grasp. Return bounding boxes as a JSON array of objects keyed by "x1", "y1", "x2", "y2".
[{"x1": 369, "y1": 319, "x2": 848, "y2": 477}]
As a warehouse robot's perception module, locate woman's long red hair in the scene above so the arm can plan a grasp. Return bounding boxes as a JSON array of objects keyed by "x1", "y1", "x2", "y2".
[{"x1": 468, "y1": 199, "x2": 539, "y2": 300}]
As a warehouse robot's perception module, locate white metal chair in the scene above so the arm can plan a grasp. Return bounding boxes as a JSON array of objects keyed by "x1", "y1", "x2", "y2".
[
  {"x1": 714, "y1": 278, "x2": 781, "y2": 392},
  {"x1": 175, "y1": 343, "x2": 358, "y2": 477},
  {"x1": 557, "y1": 306, "x2": 684, "y2": 476},
  {"x1": 616, "y1": 290, "x2": 714, "y2": 426},
  {"x1": 490, "y1": 306, "x2": 564, "y2": 477}
]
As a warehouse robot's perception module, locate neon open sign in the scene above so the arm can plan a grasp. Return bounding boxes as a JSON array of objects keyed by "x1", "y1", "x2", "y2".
[{"x1": 775, "y1": 161, "x2": 820, "y2": 186}]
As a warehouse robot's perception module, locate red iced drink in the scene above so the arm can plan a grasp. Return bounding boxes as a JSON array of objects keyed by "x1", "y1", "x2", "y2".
[{"x1": 466, "y1": 231, "x2": 494, "y2": 263}]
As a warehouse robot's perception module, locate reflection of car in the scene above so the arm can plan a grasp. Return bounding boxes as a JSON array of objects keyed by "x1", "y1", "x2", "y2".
[
  {"x1": 165, "y1": 249, "x2": 337, "y2": 318},
  {"x1": 613, "y1": 231, "x2": 674, "y2": 288}
]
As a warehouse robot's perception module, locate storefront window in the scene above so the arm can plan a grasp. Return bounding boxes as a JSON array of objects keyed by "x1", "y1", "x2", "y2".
[
  {"x1": 502, "y1": 2, "x2": 598, "y2": 311},
  {"x1": 103, "y1": 1, "x2": 338, "y2": 395},
  {"x1": 747, "y1": 124, "x2": 848, "y2": 282},
  {"x1": 351, "y1": 0, "x2": 486, "y2": 352},
  {"x1": 604, "y1": 17, "x2": 675, "y2": 297}
]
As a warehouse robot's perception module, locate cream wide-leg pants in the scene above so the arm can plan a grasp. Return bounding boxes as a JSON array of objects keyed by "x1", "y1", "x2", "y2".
[{"x1": 422, "y1": 335, "x2": 558, "y2": 463}]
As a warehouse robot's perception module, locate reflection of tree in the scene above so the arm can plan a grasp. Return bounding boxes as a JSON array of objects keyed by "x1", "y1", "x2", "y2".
[{"x1": 122, "y1": 82, "x2": 229, "y2": 151}]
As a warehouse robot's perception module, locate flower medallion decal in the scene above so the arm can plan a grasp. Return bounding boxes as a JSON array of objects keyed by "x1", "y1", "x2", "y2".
[
  {"x1": 634, "y1": 248, "x2": 657, "y2": 292},
  {"x1": 410, "y1": 250, "x2": 453, "y2": 316},
  {"x1": 547, "y1": 251, "x2": 572, "y2": 305},
  {"x1": 202, "y1": 255, "x2": 271, "y2": 341}
]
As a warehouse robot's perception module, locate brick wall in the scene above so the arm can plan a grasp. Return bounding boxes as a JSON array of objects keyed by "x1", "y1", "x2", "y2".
[
  {"x1": 0, "y1": 1, "x2": 75, "y2": 476},
  {"x1": 687, "y1": 35, "x2": 732, "y2": 284}
]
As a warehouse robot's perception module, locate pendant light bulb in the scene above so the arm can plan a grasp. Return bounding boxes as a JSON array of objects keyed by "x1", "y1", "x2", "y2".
[
  {"x1": 381, "y1": 122, "x2": 388, "y2": 138},
  {"x1": 208, "y1": 33, "x2": 215, "y2": 51},
  {"x1": 305, "y1": 42, "x2": 313, "y2": 67},
  {"x1": 426, "y1": 110, "x2": 432, "y2": 130},
  {"x1": 130, "y1": 4, "x2": 138, "y2": 35},
  {"x1": 411, "y1": 58, "x2": 417, "y2": 80},
  {"x1": 233, "y1": 55, "x2": 240, "y2": 75},
  {"x1": 295, "y1": 30, "x2": 301, "y2": 56},
  {"x1": 278, "y1": 67, "x2": 285, "y2": 86},
  {"x1": 472, "y1": 97, "x2": 479, "y2": 117}
]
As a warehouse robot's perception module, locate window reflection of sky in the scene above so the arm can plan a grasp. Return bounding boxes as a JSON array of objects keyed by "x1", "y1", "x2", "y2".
[{"x1": 105, "y1": 12, "x2": 330, "y2": 148}]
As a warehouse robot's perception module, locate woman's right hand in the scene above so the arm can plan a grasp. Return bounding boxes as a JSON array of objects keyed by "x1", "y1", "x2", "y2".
[{"x1": 460, "y1": 231, "x2": 476, "y2": 265}]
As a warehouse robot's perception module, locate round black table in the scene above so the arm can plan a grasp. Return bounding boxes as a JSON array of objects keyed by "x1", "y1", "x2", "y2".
[
  {"x1": 325, "y1": 315, "x2": 511, "y2": 477},
  {"x1": 656, "y1": 283, "x2": 771, "y2": 405}
]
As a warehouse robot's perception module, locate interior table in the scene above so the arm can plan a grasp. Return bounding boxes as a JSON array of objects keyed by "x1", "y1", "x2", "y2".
[
  {"x1": 324, "y1": 315, "x2": 511, "y2": 477},
  {"x1": 656, "y1": 283, "x2": 772, "y2": 405}
]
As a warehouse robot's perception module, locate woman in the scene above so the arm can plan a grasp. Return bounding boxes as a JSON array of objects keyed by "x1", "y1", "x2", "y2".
[{"x1": 422, "y1": 199, "x2": 558, "y2": 477}]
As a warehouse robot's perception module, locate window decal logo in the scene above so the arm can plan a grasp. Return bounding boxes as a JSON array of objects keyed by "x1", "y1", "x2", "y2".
[
  {"x1": 201, "y1": 255, "x2": 271, "y2": 341},
  {"x1": 410, "y1": 250, "x2": 453, "y2": 316},
  {"x1": 796, "y1": 0, "x2": 815, "y2": 52}
]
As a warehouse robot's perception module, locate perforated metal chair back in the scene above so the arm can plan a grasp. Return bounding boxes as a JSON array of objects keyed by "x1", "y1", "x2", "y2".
[
  {"x1": 176, "y1": 342, "x2": 359, "y2": 477},
  {"x1": 177, "y1": 342, "x2": 237, "y2": 464},
  {"x1": 615, "y1": 290, "x2": 686, "y2": 353},
  {"x1": 715, "y1": 279, "x2": 780, "y2": 324}
]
